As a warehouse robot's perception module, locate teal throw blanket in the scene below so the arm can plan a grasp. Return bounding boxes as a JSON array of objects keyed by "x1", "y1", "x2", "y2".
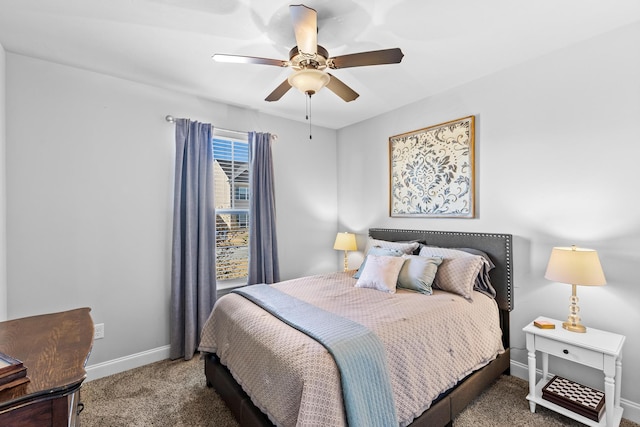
[{"x1": 233, "y1": 284, "x2": 398, "y2": 427}]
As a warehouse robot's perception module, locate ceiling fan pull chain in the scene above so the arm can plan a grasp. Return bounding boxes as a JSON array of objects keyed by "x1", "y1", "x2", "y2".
[
  {"x1": 307, "y1": 92, "x2": 312, "y2": 140},
  {"x1": 305, "y1": 92, "x2": 309, "y2": 121}
]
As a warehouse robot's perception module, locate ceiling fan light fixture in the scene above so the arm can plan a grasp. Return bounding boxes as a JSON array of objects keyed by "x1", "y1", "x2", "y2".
[{"x1": 287, "y1": 69, "x2": 330, "y2": 95}]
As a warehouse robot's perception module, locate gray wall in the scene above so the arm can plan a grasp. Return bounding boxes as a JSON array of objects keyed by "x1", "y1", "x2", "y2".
[
  {"x1": 0, "y1": 42, "x2": 5, "y2": 321},
  {"x1": 4, "y1": 53, "x2": 337, "y2": 365},
  {"x1": 337, "y1": 23, "x2": 640, "y2": 409}
]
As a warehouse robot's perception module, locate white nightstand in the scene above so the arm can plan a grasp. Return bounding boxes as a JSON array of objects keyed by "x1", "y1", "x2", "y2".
[{"x1": 523, "y1": 317, "x2": 626, "y2": 427}]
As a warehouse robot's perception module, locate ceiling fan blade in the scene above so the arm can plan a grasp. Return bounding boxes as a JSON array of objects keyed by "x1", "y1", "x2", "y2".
[
  {"x1": 265, "y1": 79, "x2": 292, "y2": 102},
  {"x1": 329, "y1": 48, "x2": 404, "y2": 69},
  {"x1": 213, "y1": 54, "x2": 288, "y2": 67},
  {"x1": 290, "y1": 4, "x2": 317, "y2": 55},
  {"x1": 326, "y1": 73, "x2": 359, "y2": 102}
]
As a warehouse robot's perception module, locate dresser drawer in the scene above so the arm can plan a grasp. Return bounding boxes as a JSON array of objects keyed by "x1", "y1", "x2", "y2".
[{"x1": 536, "y1": 336, "x2": 603, "y2": 369}]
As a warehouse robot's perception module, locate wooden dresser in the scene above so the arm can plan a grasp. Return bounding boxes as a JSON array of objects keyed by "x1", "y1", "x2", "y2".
[{"x1": 0, "y1": 308, "x2": 94, "y2": 427}]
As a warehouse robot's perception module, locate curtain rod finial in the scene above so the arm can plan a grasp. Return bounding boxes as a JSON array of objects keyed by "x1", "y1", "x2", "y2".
[{"x1": 165, "y1": 115, "x2": 175, "y2": 123}]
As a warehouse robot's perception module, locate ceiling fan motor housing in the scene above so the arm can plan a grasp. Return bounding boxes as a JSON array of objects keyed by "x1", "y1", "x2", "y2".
[{"x1": 289, "y1": 45, "x2": 329, "y2": 70}]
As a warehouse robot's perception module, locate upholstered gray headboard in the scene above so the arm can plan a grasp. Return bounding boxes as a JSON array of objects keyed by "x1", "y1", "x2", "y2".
[
  {"x1": 368, "y1": 228, "x2": 513, "y2": 347},
  {"x1": 368, "y1": 228, "x2": 513, "y2": 310}
]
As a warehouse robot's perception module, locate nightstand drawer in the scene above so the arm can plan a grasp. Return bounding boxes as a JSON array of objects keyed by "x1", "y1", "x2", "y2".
[{"x1": 536, "y1": 336, "x2": 603, "y2": 369}]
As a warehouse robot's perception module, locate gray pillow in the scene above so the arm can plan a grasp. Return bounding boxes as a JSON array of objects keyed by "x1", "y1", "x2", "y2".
[
  {"x1": 397, "y1": 255, "x2": 443, "y2": 295},
  {"x1": 453, "y1": 248, "x2": 496, "y2": 298},
  {"x1": 365, "y1": 238, "x2": 420, "y2": 255}
]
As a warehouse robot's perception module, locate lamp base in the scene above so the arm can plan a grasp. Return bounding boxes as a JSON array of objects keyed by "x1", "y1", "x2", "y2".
[
  {"x1": 563, "y1": 283, "x2": 588, "y2": 333},
  {"x1": 562, "y1": 321, "x2": 586, "y2": 333}
]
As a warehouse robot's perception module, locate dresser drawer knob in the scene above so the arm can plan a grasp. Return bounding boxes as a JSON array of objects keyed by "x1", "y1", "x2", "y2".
[{"x1": 563, "y1": 349, "x2": 569, "y2": 355}]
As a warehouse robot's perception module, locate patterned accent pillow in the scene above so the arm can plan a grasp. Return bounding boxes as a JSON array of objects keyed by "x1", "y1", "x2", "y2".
[
  {"x1": 418, "y1": 247, "x2": 484, "y2": 299},
  {"x1": 452, "y1": 247, "x2": 496, "y2": 298},
  {"x1": 353, "y1": 246, "x2": 404, "y2": 279},
  {"x1": 397, "y1": 255, "x2": 443, "y2": 295},
  {"x1": 355, "y1": 255, "x2": 406, "y2": 293}
]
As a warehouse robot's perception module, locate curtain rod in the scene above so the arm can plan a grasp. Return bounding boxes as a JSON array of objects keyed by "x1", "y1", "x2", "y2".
[{"x1": 165, "y1": 115, "x2": 278, "y2": 140}]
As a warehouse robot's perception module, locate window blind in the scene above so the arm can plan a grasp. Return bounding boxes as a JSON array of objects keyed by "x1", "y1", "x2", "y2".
[{"x1": 213, "y1": 136, "x2": 249, "y2": 282}]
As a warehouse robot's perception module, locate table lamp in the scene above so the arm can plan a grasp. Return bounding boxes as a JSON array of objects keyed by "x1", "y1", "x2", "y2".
[
  {"x1": 333, "y1": 232, "x2": 357, "y2": 272},
  {"x1": 544, "y1": 245, "x2": 606, "y2": 333}
]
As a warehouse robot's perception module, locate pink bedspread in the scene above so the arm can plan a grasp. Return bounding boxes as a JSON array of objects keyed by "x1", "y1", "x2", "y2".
[{"x1": 199, "y1": 271, "x2": 504, "y2": 427}]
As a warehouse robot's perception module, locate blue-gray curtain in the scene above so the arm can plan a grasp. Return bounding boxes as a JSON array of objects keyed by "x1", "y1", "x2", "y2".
[
  {"x1": 248, "y1": 132, "x2": 280, "y2": 284},
  {"x1": 170, "y1": 119, "x2": 216, "y2": 360}
]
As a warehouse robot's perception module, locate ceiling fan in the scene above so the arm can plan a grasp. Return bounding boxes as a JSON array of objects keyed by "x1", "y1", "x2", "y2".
[{"x1": 212, "y1": 4, "x2": 404, "y2": 103}]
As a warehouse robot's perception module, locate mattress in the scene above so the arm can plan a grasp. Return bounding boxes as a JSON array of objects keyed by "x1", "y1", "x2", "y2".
[{"x1": 199, "y1": 271, "x2": 504, "y2": 427}]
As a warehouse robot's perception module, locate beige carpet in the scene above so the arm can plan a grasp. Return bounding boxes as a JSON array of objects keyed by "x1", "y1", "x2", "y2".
[{"x1": 81, "y1": 355, "x2": 638, "y2": 427}]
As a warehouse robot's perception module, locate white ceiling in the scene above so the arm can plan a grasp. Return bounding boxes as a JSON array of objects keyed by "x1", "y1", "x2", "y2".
[{"x1": 1, "y1": 0, "x2": 639, "y2": 129}]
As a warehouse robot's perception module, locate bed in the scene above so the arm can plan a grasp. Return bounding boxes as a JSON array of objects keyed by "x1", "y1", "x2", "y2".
[{"x1": 200, "y1": 228, "x2": 513, "y2": 427}]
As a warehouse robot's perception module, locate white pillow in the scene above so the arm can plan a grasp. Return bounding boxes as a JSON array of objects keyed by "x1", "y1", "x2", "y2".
[
  {"x1": 353, "y1": 246, "x2": 403, "y2": 279},
  {"x1": 355, "y1": 255, "x2": 406, "y2": 293}
]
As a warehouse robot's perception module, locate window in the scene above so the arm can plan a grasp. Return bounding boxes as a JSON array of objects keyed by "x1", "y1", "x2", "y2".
[
  {"x1": 235, "y1": 187, "x2": 249, "y2": 200},
  {"x1": 213, "y1": 134, "x2": 249, "y2": 284}
]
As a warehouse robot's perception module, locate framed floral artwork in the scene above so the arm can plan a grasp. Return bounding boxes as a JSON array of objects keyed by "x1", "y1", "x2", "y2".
[{"x1": 389, "y1": 116, "x2": 475, "y2": 218}]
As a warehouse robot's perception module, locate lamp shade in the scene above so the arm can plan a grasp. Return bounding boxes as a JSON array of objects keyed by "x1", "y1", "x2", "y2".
[
  {"x1": 544, "y1": 246, "x2": 606, "y2": 286},
  {"x1": 288, "y1": 69, "x2": 330, "y2": 95},
  {"x1": 333, "y1": 232, "x2": 357, "y2": 251}
]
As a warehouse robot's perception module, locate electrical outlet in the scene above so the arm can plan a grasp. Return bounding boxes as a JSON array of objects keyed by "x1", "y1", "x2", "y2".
[{"x1": 94, "y1": 323, "x2": 105, "y2": 340}]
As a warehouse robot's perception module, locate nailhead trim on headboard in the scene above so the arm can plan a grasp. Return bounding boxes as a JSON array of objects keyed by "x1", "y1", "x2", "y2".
[{"x1": 368, "y1": 228, "x2": 513, "y2": 312}]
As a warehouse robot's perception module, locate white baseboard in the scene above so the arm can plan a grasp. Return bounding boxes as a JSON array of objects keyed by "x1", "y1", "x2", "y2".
[
  {"x1": 85, "y1": 345, "x2": 171, "y2": 382},
  {"x1": 510, "y1": 359, "x2": 640, "y2": 424}
]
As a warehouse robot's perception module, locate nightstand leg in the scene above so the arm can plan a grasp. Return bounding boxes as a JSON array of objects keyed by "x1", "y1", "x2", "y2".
[
  {"x1": 604, "y1": 375, "x2": 614, "y2": 427},
  {"x1": 527, "y1": 349, "x2": 537, "y2": 412},
  {"x1": 541, "y1": 352, "x2": 549, "y2": 381},
  {"x1": 603, "y1": 353, "x2": 620, "y2": 427},
  {"x1": 615, "y1": 357, "x2": 622, "y2": 407}
]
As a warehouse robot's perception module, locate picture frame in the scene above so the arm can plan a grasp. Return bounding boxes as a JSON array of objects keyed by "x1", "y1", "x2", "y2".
[
  {"x1": 0, "y1": 352, "x2": 23, "y2": 375},
  {"x1": 389, "y1": 116, "x2": 475, "y2": 218},
  {"x1": 0, "y1": 351, "x2": 28, "y2": 390}
]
